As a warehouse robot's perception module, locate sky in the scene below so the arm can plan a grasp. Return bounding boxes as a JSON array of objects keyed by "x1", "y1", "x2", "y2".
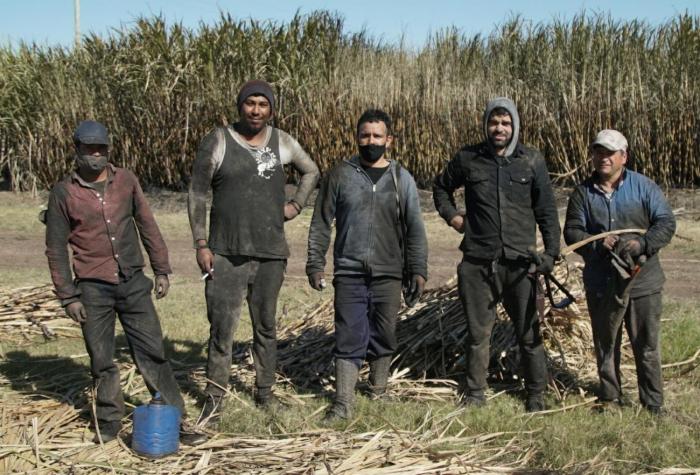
[{"x1": 1, "y1": 0, "x2": 698, "y2": 49}]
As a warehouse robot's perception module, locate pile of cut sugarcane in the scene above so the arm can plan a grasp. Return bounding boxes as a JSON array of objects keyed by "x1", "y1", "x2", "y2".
[
  {"x1": 5, "y1": 263, "x2": 699, "y2": 474},
  {"x1": 0, "y1": 395, "x2": 541, "y2": 474},
  {"x1": 0, "y1": 285, "x2": 81, "y2": 345},
  {"x1": 276, "y1": 261, "x2": 610, "y2": 400},
  {"x1": 0, "y1": 261, "x2": 610, "y2": 398}
]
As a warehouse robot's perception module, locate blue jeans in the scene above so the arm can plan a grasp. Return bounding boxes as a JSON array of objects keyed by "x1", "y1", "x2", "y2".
[{"x1": 332, "y1": 275, "x2": 402, "y2": 368}]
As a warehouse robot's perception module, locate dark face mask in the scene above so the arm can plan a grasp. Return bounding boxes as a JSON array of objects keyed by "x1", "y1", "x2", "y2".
[
  {"x1": 358, "y1": 144, "x2": 386, "y2": 163},
  {"x1": 76, "y1": 154, "x2": 109, "y2": 175}
]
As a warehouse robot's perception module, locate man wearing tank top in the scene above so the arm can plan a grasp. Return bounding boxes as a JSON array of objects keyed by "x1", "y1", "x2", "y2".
[{"x1": 188, "y1": 80, "x2": 319, "y2": 425}]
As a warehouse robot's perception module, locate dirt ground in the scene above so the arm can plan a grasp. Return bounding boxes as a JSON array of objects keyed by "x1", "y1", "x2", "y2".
[{"x1": 1, "y1": 187, "x2": 698, "y2": 299}]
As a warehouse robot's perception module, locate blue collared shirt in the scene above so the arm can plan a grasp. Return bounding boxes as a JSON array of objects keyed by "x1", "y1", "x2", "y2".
[{"x1": 564, "y1": 169, "x2": 676, "y2": 297}]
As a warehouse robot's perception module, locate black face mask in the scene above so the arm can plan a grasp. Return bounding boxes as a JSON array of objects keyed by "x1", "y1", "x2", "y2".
[
  {"x1": 358, "y1": 144, "x2": 386, "y2": 163},
  {"x1": 76, "y1": 154, "x2": 109, "y2": 175}
]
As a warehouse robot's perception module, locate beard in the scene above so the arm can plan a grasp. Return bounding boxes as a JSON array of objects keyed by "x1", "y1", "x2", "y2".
[
  {"x1": 488, "y1": 134, "x2": 511, "y2": 149},
  {"x1": 238, "y1": 117, "x2": 268, "y2": 136}
]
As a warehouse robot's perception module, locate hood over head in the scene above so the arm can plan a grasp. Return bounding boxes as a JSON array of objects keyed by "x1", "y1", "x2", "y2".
[{"x1": 483, "y1": 97, "x2": 520, "y2": 158}]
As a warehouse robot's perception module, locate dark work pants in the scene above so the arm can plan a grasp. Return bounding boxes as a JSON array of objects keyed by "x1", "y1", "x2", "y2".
[
  {"x1": 78, "y1": 271, "x2": 185, "y2": 423},
  {"x1": 457, "y1": 257, "x2": 547, "y2": 397},
  {"x1": 205, "y1": 255, "x2": 285, "y2": 396},
  {"x1": 333, "y1": 275, "x2": 403, "y2": 368},
  {"x1": 586, "y1": 289, "x2": 664, "y2": 408}
]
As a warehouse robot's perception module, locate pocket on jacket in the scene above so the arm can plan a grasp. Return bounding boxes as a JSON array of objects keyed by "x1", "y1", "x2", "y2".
[
  {"x1": 508, "y1": 170, "x2": 532, "y2": 201},
  {"x1": 465, "y1": 171, "x2": 489, "y2": 198}
]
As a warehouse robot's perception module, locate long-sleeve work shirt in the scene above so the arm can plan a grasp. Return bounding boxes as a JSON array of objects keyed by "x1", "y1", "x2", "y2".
[
  {"x1": 433, "y1": 142, "x2": 560, "y2": 260},
  {"x1": 45, "y1": 164, "x2": 171, "y2": 303},
  {"x1": 564, "y1": 169, "x2": 676, "y2": 297}
]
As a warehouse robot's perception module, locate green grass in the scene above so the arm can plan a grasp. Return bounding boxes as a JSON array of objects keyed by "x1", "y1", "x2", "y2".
[{"x1": 1, "y1": 196, "x2": 699, "y2": 471}]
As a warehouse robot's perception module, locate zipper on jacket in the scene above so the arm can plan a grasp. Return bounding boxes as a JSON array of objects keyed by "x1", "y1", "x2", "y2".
[
  {"x1": 366, "y1": 182, "x2": 376, "y2": 274},
  {"x1": 355, "y1": 164, "x2": 385, "y2": 274}
]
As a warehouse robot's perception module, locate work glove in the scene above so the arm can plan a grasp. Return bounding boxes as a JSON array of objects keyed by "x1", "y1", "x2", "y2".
[
  {"x1": 155, "y1": 274, "x2": 170, "y2": 299},
  {"x1": 403, "y1": 274, "x2": 426, "y2": 307},
  {"x1": 308, "y1": 272, "x2": 326, "y2": 291},
  {"x1": 535, "y1": 254, "x2": 555, "y2": 275},
  {"x1": 620, "y1": 238, "x2": 643, "y2": 258},
  {"x1": 65, "y1": 301, "x2": 88, "y2": 323}
]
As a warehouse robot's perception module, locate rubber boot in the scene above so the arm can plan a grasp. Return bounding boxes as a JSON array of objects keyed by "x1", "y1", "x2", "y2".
[
  {"x1": 525, "y1": 393, "x2": 545, "y2": 413},
  {"x1": 324, "y1": 359, "x2": 359, "y2": 422},
  {"x1": 368, "y1": 356, "x2": 392, "y2": 399}
]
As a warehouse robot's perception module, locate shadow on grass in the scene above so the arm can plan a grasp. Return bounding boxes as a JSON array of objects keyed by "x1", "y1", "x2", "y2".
[
  {"x1": 0, "y1": 335, "x2": 210, "y2": 410},
  {"x1": 0, "y1": 316, "x2": 592, "y2": 414},
  {"x1": 0, "y1": 349, "x2": 93, "y2": 421}
]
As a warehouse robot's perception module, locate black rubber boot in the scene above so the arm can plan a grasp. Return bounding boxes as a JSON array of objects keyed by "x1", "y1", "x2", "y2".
[
  {"x1": 368, "y1": 356, "x2": 392, "y2": 399},
  {"x1": 93, "y1": 420, "x2": 121, "y2": 444},
  {"x1": 525, "y1": 393, "x2": 545, "y2": 413},
  {"x1": 459, "y1": 393, "x2": 486, "y2": 408},
  {"x1": 324, "y1": 359, "x2": 359, "y2": 422}
]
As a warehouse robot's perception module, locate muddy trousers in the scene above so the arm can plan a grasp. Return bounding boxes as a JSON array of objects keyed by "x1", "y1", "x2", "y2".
[
  {"x1": 333, "y1": 276, "x2": 403, "y2": 369},
  {"x1": 457, "y1": 257, "x2": 547, "y2": 398},
  {"x1": 205, "y1": 255, "x2": 285, "y2": 396},
  {"x1": 78, "y1": 271, "x2": 185, "y2": 424},
  {"x1": 586, "y1": 290, "x2": 663, "y2": 408}
]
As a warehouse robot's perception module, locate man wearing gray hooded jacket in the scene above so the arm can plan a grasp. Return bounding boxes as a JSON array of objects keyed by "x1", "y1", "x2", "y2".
[
  {"x1": 307, "y1": 109, "x2": 428, "y2": 420},
  {"x1": 433, "y1": 98, "x2": 560, "y2": 411}
]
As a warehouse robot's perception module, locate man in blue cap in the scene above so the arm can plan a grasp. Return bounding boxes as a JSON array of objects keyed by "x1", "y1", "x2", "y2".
[{"x1": 45, "y1": 120, "x2": 204, "y2": 444}]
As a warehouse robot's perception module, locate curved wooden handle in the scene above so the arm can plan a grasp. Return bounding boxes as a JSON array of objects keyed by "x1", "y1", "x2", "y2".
[{"x1": 561, "y1": 228, "x2": 647, "y2": 256}]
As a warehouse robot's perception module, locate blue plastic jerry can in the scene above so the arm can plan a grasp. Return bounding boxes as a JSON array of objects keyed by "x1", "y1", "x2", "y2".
[{"x1": 132, "y1": 392, "x2": 181, "y2": 458}]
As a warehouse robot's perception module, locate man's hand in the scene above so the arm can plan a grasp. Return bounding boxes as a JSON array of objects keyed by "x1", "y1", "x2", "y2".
[
  {"x1": 449, "y1": 214, "x2": 466, "y2": 234},
  {"x1": 535, "y1": 254, "x2": 555, "y2": 274},
  {"x1": 404, "y1": 274, "x2": 426, "y2": 307},
  {"x1": 65, "y1": 301, "x2": 87, "y2": 323},
  {"x1": 284, "y1": 202, "x2": 301, "y2": 222},
  {"x1": 308, "y1": 272, "x2": 326, "y2": 291},
  {"x1": 621, "y1": 238, "x2": 643, "y2": 257},
  {"x1": 602, "y1": 235, "x2": 619, "y2": 251},
  {"x1": 155, "y1": 274, "x2": 170, "y2": 299},
  {"x1": 196, "y1": 247, "x2": 214, "y2": 278}
]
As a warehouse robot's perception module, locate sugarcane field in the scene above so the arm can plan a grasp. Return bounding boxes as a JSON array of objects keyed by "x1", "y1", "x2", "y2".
[{"x1": 1, "y1": 7, "x2": 700, "y2": 475}]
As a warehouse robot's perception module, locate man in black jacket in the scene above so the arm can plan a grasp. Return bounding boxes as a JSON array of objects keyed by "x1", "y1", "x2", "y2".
[
  {"x1": 307, "y1": 109, "x2": 428, "y2": 420},
  {"x1": 433, "y1": 98, "x2": 560, "y2": 411}
]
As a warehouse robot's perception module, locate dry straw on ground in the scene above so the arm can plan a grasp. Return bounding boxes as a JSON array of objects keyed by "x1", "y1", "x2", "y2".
[
  {"x1": 0, "y1": 284, "x2": 81, "y2": 345},
  {"x1": 1, "y1": 263, "x2": 698, "y2": 473}
]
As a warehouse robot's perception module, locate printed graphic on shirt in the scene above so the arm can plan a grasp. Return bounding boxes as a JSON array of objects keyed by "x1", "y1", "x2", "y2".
[{"x1": 254, "y1": 147, "x2": 279, "y2": 179}]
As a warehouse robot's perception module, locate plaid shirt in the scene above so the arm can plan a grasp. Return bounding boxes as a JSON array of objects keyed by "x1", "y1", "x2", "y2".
[{"x1": 45, "y1": 164, "x2": 171, "y2": 303}]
